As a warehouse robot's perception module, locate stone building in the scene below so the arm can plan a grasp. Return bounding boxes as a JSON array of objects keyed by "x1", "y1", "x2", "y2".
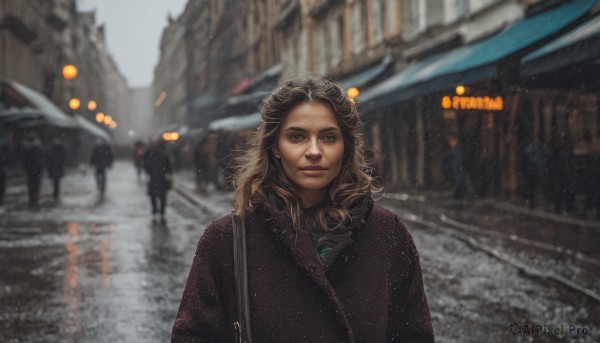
[{"x1": 1, "y1": 0, "x2": 128, "y2": 164}]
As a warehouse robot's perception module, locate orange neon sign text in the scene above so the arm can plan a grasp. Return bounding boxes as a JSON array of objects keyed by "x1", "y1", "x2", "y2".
[{"x1": 441, "y1": 96, "x2": 504, "y2": 111}]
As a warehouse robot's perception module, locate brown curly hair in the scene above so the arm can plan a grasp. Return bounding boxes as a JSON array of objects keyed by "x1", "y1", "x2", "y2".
[{"x1": 233, "y1": 75, "x2": 381, "y2": 246}]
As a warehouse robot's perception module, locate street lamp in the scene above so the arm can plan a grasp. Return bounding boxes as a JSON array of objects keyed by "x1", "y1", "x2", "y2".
[
  {"x1": 109, "y1": 121, "x2": 117, "y2": 129},
  {"x1": 62, "y1": 65, "x2": 78, "y2": 80},
  {"x1": 96, "y1": 112, "x2": 105, "y2": 123},
  {"x1": 103, "y1": 115, "x2": 112, "y2": 125},
  {"x1": 69, "y1": 98, "x2": 81, "y2": 110},
  {"x1": 88, "y1": 100, "x2": 97, "y2": 111}
]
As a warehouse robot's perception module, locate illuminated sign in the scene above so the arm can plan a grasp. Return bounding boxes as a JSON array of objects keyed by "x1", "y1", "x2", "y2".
[
  {"x1": 162, "y1": 132, "x2": 180, "y2": 141},
  {"x1": 441, "y1": 96, "x2": 504, "y2": 111}
]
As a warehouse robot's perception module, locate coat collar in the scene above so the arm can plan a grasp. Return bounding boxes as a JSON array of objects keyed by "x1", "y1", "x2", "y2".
[{"x1": 250, "y1": 192, "x2": 374, "y2": 342}]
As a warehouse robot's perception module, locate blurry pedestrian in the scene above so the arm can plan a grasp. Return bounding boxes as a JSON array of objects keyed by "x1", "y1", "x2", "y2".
[
  {"x1": 143, "y1": 139, "x2": 172, "y2": 220},
  {"x1": 443, "y1": 135, "x2": 468, "y2": 199},
  {"x1": 132, "y1": 140, "x2": 146, "y2": 182},
  {"x1": 172, "y1": 76, "x2": 434, "y2": 342},
  {"x1": 90, "y1": 139, "x2": 113, "y2": 195},
  {"x1": 549, "y1": 131, "x2": 575, "y2": 214},
  {"x1": 522, "y1": 139, "x2": 545, "y2": 208},
  {"x1": 581, "y1": 132, "x2": 600, "y2": 219},
  {"x1": 193, "y1": 140, "x2": 210, "y2": 192},
  {"x1": 0, "y1": 135, "x2": 8, "y2": 206},
  {"x1": 21, "y1": 132, "x2": 44, "y2": 207},
  {"x1": 45, "y1": 138, "x2": 67, "y2": 201}
]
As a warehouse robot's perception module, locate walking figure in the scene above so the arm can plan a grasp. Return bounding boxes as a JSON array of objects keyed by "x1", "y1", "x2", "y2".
[
  {"x1": 522, "y1": 139, "x2": 545, "y2": 208},
  {"x1": 46, "y1": 138, "x2": 67, "y2": 201},
  {"x1": 21, "y1": 132, "x2": 44, "y2": 207},
  {"x1": 0, "y1": 135, "x2": 8, "y2": 207},
  {"x1": 132, "y1": 140, "x2": 146, "y2": 182},
  {"x1": 143, "y1": 139, "x2": 172, "y2": 220},
  {"x1": 444, "y1": 135, "x2": 468, "y2": 199},
  {"x1": 549, "y1": 131, "x2": 574, "y2": 214},
  {"x1": 90, "y1": 139, "x2": 113, "y2": 195}
]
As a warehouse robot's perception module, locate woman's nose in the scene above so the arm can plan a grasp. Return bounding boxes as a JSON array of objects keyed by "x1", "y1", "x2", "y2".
[{"x1": 305, "y1": 138, "x2": 322, "y2": 158}]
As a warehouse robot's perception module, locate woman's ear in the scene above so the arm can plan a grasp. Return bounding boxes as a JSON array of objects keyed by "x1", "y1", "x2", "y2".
[{"x1": 272, "y1": 146, "x2": 281, "y2": 159}]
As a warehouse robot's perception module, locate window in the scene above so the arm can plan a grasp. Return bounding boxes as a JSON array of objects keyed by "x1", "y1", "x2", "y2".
[{"x1": 372, "y1": 0, "x2": 385, "y2": 44}]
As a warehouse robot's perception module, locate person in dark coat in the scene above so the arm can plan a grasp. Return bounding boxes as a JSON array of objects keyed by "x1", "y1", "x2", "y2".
[
  {"x1": 21, "y1": 132, "x2": 44, "y2": 207},
  {"x1": 443, "y1": 135, "x2": 468, "y2": 199},
  {"x1": 522, "y1": 139, "x2": 545, "y2": 209},
  {"x1": 143, "y1": 139, "x2": 172, "y2": 218},
  {"x1": 172, "y1": 76, "x2": 434, "y2": 342},
  {"x1": 549, "y1": 131, "x2": 574, "y2": 214},
  {"x1": 0, "y1": 135, "x2": 8, "y2": 206},
  {"x1": 90, "y1": 139, "x2": 113, "y2": 195},
  {"x1": 45, "y1": 138, "x2": 67, "y2": 200},
  {"x1": 132, "y1": 140, "x2": 146, "y2": 182}
]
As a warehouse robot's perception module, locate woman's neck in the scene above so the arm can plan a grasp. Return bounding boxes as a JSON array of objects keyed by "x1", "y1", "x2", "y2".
[{"x1": 299, "y1": 189, "x2": 327, "y2": 209}]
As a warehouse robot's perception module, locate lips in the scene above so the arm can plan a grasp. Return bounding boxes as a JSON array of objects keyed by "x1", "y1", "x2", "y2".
[{"x1": 300, "y1": 166, "x2": 326, "y2": 170}]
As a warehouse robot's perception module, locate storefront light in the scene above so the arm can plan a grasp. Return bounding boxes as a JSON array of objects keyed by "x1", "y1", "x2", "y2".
[
  {"x1": 69, "y1": 98, "x2": 81, "y2": 110},
  {"x1": 88, "y1": 100, "x2": 97, "y2": 111},
  {"x1": 96, "y1": 112, "x2": 105, "y2": 123},
  {"x1": 162, "y1": 132, "x2": 180, "y2": 141},
  {"x1": 455, "y1": 85, "x2": 466, "y2": 96}
]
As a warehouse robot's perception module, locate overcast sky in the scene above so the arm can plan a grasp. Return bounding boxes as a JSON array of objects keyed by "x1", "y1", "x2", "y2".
[{"x1": 78, "y1": 0, "x2": 188, "y2": 88}]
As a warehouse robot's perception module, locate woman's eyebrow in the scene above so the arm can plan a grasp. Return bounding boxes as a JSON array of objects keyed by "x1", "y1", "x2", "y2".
[{"x1": 284, "y1": 126, "x2": 341, "y2": 133}]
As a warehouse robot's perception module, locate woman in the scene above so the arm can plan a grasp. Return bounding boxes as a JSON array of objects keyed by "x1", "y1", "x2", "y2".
[{"x1": 172, "y1": 76, "x2": 434, "y2": 342}]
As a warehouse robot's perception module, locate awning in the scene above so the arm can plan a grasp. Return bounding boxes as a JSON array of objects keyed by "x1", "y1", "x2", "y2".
[
  {"x1": 337, "y1": 56, "x2": 393, "y2": 90},
  {"x1": 75, "y1": 114, "x2": 111, "y2": 143},
  {"x1": 521, "y1": 14, "x2": 600, "y2": 76},
  {"x1": 358, "y1": 0, "x2": 597, "y2": 113},
  {"x1": 190, "y1": 92, "x2": 218, "y2": 110},
  {"x1": 1, "y1": 79, "x2": 78, "y2": 128},
  {"x1": 218, "y1": 91, "x2": 269, "y2": 118},
  {"x1": 208, "y1": 112, "x2": 262, "y2": 132},
  {"x1": 0, "y1": 107, "x2": 45, "y2": 127},
  {"x1": 188, "y1": 92, "x2": 220, "y2": 128}
]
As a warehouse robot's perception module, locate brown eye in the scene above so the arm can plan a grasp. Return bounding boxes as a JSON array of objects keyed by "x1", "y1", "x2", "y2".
[
  {"x1": 289, "y1": 133, "x2": 304, "y2": 142},
  {"x1": 321, "y1": 134, "x2": 337, "y2": 142}
]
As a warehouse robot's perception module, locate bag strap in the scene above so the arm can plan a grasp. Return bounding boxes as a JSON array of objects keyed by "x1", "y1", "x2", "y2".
[{"x1": 232, "y1": 214, "x2": 252, "y2": 343}]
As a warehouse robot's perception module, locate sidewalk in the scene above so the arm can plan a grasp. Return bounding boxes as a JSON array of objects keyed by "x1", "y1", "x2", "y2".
[{"x1": 385, "y1": 189, "x2": 600, "y2": 229}]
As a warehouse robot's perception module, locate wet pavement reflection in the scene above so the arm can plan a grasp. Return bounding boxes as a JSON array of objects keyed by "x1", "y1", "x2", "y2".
[{"x1": 0, "y1": 162, "x2": 230, "y2": 342}]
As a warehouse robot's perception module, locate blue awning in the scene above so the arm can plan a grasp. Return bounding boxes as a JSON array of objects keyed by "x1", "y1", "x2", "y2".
[
  {"x1": 208, "y1": 112, "x2": 262, "y2": 132},
  {"x1": 359, "y1": 0, "x2": 597, "y2": 113},
  {"x1": 521, "y1": 14, "x2": 600, "y2": 76},
  {"x1": 337, "y1": 56, "x2": 393, "y2": 90},
  {"x1": 2, "y1": 79, "x2": 78, "y2": 128}
]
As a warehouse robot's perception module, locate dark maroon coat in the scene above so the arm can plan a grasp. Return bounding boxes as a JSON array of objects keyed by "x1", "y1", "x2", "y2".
[{"x1": 172, "y1": 195, "x2": 434, "y2": 342}]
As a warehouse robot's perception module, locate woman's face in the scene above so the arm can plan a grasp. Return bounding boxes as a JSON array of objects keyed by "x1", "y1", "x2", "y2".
[{"x1": 273, "y1": 101, "x2": 345, "y2": 207}]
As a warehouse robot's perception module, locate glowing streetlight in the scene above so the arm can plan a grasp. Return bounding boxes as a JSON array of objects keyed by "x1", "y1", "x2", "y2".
[
  {"x1": 96, "y1": 112, "x2": 105, "y2": 123},
  {"x1": 347, "y1": 87, "x2": 360, "y2": 99},
  {"x1": 88, "y1": 100, "x2": 97, "y2": 111},
  {"x1": 109, "y1": 121, "x2": 117, "y2": 129},
  {"x1": 103, "y1": 115, "x2": 112, "y2": 125},
  {"x1": 62, "y1": 65, "x2": 78, "y2": 80},
  {"x1": 69, "y1": 98, "x2": 81, "y2": 110},
  {"x1": 455, "y1": 85, "x2": 466, "y2": 96}
]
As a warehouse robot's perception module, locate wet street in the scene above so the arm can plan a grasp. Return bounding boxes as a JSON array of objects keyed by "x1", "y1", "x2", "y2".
[{"x1": 1, "y1": 162, "x2": 599, "y2": 342}]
